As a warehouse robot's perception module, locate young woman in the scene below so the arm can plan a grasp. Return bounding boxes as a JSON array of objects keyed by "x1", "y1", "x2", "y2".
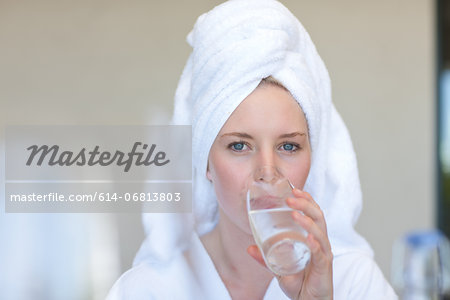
[{"x1": 108, "y1": 1, "x2": 397, "y2": 299}]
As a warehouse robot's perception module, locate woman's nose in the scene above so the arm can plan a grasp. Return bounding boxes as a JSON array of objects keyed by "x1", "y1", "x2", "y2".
[
  {"x1": 255, "y1": 147, "x2": 277, "y2": 168},
  {"x1": 253, "y1": 165, "x2": 282, "y2": 183}
]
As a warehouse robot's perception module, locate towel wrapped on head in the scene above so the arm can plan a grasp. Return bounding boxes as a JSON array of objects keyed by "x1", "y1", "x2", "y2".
[{"x1": 134, "y1": 0, "x2": 372, "y2": 266}]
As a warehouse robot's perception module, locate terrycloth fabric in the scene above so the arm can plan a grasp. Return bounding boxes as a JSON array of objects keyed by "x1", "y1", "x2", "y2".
[
  {"x1": 108, "y1": 232, "x2": 397, "y2": 300},
  {"x1": 134, "y1": 0, "x2": 373, "y2": 267}
]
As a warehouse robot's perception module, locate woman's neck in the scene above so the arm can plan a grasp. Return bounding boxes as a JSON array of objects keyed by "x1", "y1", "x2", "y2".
[{"x1": 200, "y1": 210, "x2": 274, "y2": 300}]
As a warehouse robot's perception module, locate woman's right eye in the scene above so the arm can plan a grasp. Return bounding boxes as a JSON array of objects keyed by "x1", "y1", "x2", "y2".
[{"x1": 228, "y1": 142, "x2": 248, "y2": 152}]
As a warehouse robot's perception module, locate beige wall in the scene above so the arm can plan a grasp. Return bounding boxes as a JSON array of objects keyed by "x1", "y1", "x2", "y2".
[{"x1": 0, "y1": 0, "x2": 435, "y2": 295}]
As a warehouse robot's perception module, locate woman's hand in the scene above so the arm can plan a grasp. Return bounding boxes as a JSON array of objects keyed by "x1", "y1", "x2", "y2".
[{"x1": 247, "y1": 189, "x2": 333, "y2": 300}]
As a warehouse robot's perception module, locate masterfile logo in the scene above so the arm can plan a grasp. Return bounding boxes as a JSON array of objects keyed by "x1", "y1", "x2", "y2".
[
  {"x1": 25, "y1": 142, "x2": 170, "y2": 172},
  {"x1": 5, "y1": 125, "x2": 192, "y2": 213}
]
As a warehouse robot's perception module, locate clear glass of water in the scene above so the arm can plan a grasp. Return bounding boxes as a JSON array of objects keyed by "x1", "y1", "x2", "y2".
[{"x1": 246, "y1": 165, "x2": 310, "y2": 276}]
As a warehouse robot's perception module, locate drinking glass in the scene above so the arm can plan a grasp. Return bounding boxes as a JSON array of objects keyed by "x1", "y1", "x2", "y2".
[
  {"x1": 391, "y1": 230, "x2": 450, "y2": 300},
  {"x1": 246, "y1": 166, "x2": 310, "y2": 276}
]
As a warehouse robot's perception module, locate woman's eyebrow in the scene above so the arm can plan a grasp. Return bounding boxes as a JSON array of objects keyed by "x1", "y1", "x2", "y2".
[
  {"x1": 220, "y1": 132, "x2": 306, "y2": 139},
  {"x1": 220, "y1": 132, "x2": 253, "y2": 139},
  {"x1": 279, "y1": 132, "x2": 307, "y2": 138}
]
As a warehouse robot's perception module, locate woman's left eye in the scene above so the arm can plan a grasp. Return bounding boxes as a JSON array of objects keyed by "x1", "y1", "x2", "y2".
[{"x1": 280, "y1": 143, "x2": 299, "y2": 152}]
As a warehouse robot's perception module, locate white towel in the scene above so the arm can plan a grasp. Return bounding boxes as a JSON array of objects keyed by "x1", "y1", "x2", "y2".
[{"x1": 134, "y1": 0, "x2": 373, "y2": 266}]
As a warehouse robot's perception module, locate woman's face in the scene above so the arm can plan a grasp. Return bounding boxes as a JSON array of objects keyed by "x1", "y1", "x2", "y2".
[{"x1": 207, "y1": 84, "x2": 311, "y2": 234}]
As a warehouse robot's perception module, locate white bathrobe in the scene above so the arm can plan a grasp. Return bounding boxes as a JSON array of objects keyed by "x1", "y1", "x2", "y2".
[
  {"x1": 108, "y1": 0, "x2": 398, "y2": 298},
  {"x1": 107, "y1": 231, "x2": 396, "y2": 299}
]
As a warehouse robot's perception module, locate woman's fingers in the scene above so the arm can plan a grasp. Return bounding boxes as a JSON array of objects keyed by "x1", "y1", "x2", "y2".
[
  {"x1": 292, "y1": 189, "x2": 314, "y2": 203},
  {"x1": 287, "y1": 190, "x2": 328, "y2": 236},
  {"x1": 292, "y1": 210, "x2": 332, "y2": 257},
  {"x1": 287, "y1": 196, "x2": 323, "y2": 224},
  {"x1": 247, "y1": 245, "x2": 267, "y2": 268},
  {"x1": 306, "y1": 233, "x2": 333, "y2": 276},
  {"x1": 286, "y1": 189, "x2": 332, "y2": 258},
  {"x1": 290, "y1": 189, "x2": 320, "y2": 212}
]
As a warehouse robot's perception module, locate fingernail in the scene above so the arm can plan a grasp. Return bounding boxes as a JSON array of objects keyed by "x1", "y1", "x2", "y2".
[{"x1": 292, "y1": 210, "x2": 302, "y2": 220}]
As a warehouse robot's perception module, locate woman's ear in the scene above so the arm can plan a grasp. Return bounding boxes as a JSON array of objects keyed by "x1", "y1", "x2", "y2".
[{"x1": 206, "y1": 161, "x2": 212, "y2": 182}]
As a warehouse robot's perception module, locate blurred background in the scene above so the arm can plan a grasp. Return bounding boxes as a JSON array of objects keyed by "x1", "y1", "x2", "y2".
[{"x1": 0, "y1": 0, "x2": 448, "y2": 299}]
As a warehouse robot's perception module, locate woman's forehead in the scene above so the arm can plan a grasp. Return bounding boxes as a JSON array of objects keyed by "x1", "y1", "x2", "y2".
[{"x1": 219, "y1": 84, "x2": 308, "y2": 132}]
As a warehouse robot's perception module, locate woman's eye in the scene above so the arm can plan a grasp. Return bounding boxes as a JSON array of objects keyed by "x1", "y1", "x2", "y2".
[
  {"x1": 280, "y1": 143, "x2": 299, "y2": 152},
  {"x1": 229, "y1": 142, "x2": 247, "y2": 151}
]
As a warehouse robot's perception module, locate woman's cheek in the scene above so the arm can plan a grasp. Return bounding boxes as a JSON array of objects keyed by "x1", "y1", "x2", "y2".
[
  {"x1": 216, "y1": 162, "x2": 248, "y2": 199},
  {"x1": 285, "y1": 156, "x2": 311, "y2": 190},
  {"x1": 211, "y1": 158, "x2": 250, "y2": 218}
]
